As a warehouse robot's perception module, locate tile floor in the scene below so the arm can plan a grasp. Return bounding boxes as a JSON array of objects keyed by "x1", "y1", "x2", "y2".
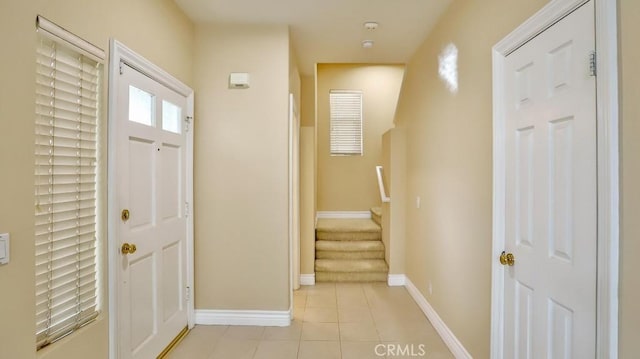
[{"x1": 168, "y1": 283, "x2": 454, "y2": 359}]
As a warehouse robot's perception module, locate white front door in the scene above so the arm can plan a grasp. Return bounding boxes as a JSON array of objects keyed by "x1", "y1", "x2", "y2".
[
  {"x1": 116, "y1": 63, "x2": 189, "y2": 359},
  {"x1": 501, "y1": 1, "x2": 597, "y2": 358}
]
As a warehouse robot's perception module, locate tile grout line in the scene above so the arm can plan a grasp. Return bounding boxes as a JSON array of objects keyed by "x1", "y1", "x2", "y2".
[
  {"x1": 333, "y1": 283, "x2": 343, "y2": 359},
  {"x1": 298, "y1": 287, "x2": 307, "y2": 359},
  {"x1": 363, "y1": 283, "x2": 383, "y2": 343},
  {"x1": 366, "y1": 284, "x2": 387, "y2": 358},
  {"x1": 208, "y1": 325, "x2": 231, "y2": 359}
]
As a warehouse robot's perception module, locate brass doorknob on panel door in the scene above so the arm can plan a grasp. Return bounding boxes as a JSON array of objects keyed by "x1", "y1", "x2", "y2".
[
  {"x1": 121, "y1": 243, "x2": 137, "y2": 255},
  {"x1": 121, "y1": 209, "x2": 130, "y2": 222},
  {"x1": 500, "y1": 251, "x2": 515, "y2": 266}
]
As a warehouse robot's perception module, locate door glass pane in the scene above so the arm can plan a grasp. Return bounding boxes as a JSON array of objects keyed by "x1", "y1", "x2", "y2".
[
  {"x1": 129, "y1": 86, "x2": 154, "y2": 126},
  {"x1": 162, "y1": 100, "x2": 182, "y2": 134}
]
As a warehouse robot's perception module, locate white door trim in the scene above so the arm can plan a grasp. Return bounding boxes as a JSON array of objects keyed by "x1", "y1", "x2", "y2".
[
  {"x1": 490, "y1": 1, "x2": 619, "y2": 358},
  {"x1": 107, "y1": 39, "x2": 195, "y2": 359},
  {"x1": 289, "y1": 93, "x2": 301, "y2": 312}
]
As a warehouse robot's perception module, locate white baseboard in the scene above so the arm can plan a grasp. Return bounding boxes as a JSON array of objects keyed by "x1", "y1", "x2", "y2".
[
  {"x1": 316, "y1": 211, "x2": 372, "y2": 219},
  {"x1": 195, "y1": 309, "x2": 291, "y2": 327},
  {"x1": 300, "y1": 274, "x2": 315, "y2": 285},
  {"x1": 405, "y1": 278, "x2": 472, "y2": 359},
  {"x1": 387, "y1": 274, "x2": 406, "y2": 286}
]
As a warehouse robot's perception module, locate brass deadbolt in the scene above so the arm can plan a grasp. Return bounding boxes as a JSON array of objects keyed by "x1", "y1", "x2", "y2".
[{"x1": 121, "y1": 209, "x2": 130, "y2": 222}]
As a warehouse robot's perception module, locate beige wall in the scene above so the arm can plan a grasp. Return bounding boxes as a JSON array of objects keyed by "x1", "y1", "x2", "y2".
[
  {"x1": 301, "y1": 75, "x2": 316, "y2": 127},
  {"x1": 393, "y1": 0, "x2": 547, "y2": 357},
  {"x1": 619, "y1": 0, "x2": 640, "y2": 357},
  {"x1": 193, "y1": 24, "x2": 291, "y2": 311},
  {"x1": 0, "y1": 1, "x2": 193, "y2": 359},
  {"x1": 300, "y1": 76, "x2": 316, "y2": 275},
  {"x1": 300, "y1": 127, "x2": 316, "y2": 275},
  {"x1": 381, "y1": 128, "x2": 407, "y2": 275},
  {"x1": 317, "y1": 64, "x2": 405, "y2": 211},
  {"x1": 381, "y1": 132, "x2": 392, "y2": 265}
]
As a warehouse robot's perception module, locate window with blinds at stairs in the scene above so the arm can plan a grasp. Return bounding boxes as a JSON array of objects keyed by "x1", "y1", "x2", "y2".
[{"x1": 329, "y1": 90, "x2": 363, "y2": 156}]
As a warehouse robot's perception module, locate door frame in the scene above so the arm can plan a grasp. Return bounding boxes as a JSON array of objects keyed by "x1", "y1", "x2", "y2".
[
  {"x1": 289, "y1": 93, "x2": 301, "y2": 300},
  {"x1": 490, "y1": 0, "x2": 619, "y2": 358},
  {"x1": 107, "y1": 39, "x2": 195, "y2": 359}
]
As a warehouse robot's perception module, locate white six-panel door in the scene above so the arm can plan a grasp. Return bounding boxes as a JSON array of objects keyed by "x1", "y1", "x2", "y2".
[
  {"x1": 502, "y1": 1, "x2": 597, "y2": 358},
  {"x1": 116, "y1": 63, "x2": 188, "y2": 359}
]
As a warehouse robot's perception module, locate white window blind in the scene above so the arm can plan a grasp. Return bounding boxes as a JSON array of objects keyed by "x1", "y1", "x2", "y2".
[
  {"x1": 329, "y1": 90, "x2": 363, "y2": 155},
  {"x1": 34, "y1": 25, "x2": 102, "y2": 350}
]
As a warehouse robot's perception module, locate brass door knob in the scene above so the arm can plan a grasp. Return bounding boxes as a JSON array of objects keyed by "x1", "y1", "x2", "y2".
[
  {"x1": 500, "y1": 251, "x2": 515, "y2": 266},
  {"x1": 121, "y1": 243, "x2": 137, "y2": 255}
]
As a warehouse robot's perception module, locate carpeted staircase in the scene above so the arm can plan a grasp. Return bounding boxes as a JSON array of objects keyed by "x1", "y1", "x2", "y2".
[{"x1": 315, "y1": 208, "x2": 388, "y2": 282}]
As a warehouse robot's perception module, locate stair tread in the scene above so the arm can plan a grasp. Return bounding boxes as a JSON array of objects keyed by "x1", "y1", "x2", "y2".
[
  {"x1": 315, "y1": 259, "x2": 388, "y2": 273},
  {"x1": 316, "y1": 251, "x2": 385, "y2": 259},
  {"x1": 370, "y1": 207, "x2": 382, "y2": 217},
  {"x1": 316, "y1": 218, "x2": 381, "y2": 241},
  {"x1": 316, "y1": 218, "x2": 381, "y2": 233},
  {"x1": 316, "y1": 240, "x2": 384, "y2": 252}
]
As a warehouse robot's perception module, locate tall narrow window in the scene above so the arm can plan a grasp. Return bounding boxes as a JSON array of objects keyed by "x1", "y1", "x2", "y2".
[
  {"x1": 34, "y1": 16, "x2": 104, "y2": 349},
  {"x1": 329, "y1": 90, "x2": 363, "y2": 155}
]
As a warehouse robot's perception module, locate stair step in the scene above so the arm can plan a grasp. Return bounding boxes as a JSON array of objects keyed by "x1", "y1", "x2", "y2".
[
  {"x1": 315, "y1": 259, "x2": 388, "y2": 273},
  {"x1": 314, "y1": 218, "x2": 387, "y2": 283},
  {"x1": 316, "y1": 219, "x2": 381, "y2": 241},
  {"x1": 316, "y1": 271, "x2": 387, "y2": 282},
  {"x1": 316, "y1": 251, "x2": 384, "y2": 260},
  {"x1": 316, "y1": 240, "x2": 384, "y2": 252},
  {"x1": 370, "y1": 207, "x2": 382, "y2": 227}
]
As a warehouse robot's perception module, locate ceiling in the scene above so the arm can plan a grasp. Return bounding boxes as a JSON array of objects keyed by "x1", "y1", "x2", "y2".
[{"x1": 174, "y1": 0, "x2": 453, "y2": 75}]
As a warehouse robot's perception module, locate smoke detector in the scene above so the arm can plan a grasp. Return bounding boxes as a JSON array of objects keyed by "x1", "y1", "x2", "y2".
[{"x1": 364, "y1": 22, "x2": 379, "y2": 30}]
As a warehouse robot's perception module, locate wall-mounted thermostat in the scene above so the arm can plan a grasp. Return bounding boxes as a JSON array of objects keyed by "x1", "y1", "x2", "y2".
[
  {"x1": 229, "y1": 72, "x2": 250, "y2": 89},
  {"x1": 0, "y1": 233, "x2": 9, "y2": 265}
]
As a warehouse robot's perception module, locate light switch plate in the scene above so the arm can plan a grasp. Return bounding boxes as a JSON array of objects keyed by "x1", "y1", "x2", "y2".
[{"x1": 0, "y1": 233, "x2": 9, "y2": 265}]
